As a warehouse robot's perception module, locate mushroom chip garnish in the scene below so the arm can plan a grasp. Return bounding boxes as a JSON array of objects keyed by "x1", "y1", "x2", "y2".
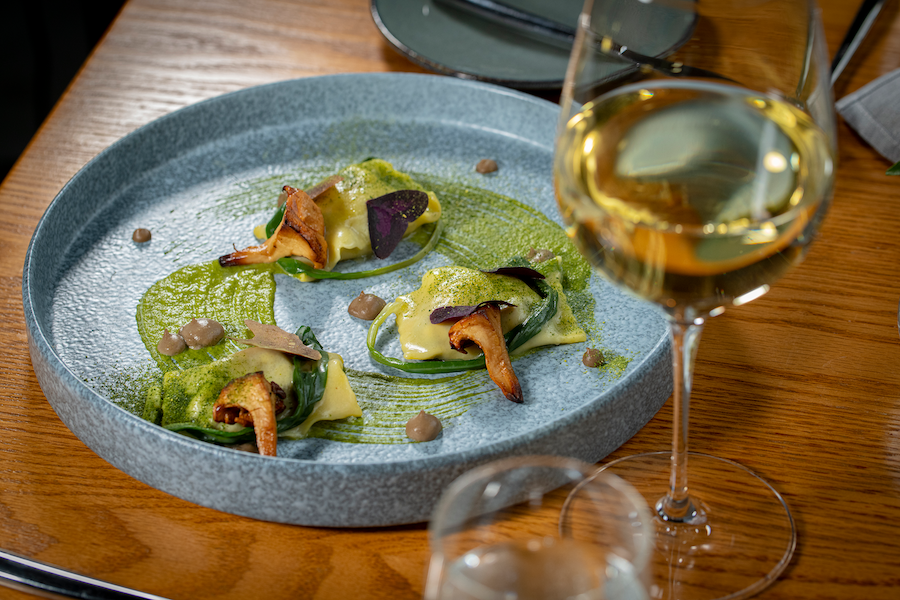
[{"x1": 231, "y1": 319, "x2": 321, "y2": 361}]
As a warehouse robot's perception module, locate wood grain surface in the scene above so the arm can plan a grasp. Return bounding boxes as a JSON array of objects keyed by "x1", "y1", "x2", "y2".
[{"x1": 1, "y1": 0, "x2": 899, "y2": 598}]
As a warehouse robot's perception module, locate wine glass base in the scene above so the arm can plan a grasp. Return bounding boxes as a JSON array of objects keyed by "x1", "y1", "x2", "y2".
[{"x1": 595, "y1": 451, "x2": 796, "y2": 600}]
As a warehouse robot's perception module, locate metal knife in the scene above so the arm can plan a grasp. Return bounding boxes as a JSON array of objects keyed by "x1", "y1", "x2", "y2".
[
  {"x1": 0, "y1": 550, "x2": 169, "y2": 600},
  {"x1": 831, "y1": 0, "x2": 887, "y2": 85}
]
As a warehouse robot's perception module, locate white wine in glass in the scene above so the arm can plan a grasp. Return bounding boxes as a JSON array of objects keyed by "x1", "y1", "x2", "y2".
[
  {"x1": 558, "y1": 81, "x2": 833, "y2": 318},
  {"x1": 554, "y1": 1, "x2": 836, "y2": 598}
]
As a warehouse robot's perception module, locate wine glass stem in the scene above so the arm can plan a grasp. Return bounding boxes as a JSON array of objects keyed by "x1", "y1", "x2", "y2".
[{"x1": 657, "y1": 317, "x2": 705, "y2": 523}]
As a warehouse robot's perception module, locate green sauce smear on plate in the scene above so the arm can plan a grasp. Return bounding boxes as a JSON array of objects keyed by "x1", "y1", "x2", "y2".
[{"x1": 122, "y1": 169, "x2": 630, "y2": 444}]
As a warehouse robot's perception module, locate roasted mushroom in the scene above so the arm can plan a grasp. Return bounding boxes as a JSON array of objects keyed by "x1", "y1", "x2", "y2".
[
  {"x1": 212, "y1": 371, "x2": 283, "y2": 456},
  {"x1": 219, "y1": 186, "x2": 327, "y2": 268},
  {"x1": 448, "y1": 303, "x2": 523, "y2": 403}
]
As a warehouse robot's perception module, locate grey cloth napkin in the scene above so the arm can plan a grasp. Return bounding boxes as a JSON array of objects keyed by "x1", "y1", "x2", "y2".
[{"x1": 836, "y1": 68, "x2": 900, "y2": 162}]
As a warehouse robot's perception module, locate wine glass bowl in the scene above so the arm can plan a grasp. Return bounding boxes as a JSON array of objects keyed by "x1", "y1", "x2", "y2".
[
  {"x1": 553, "y1": 1, "x2": 836, "y2": 598},
  {"x1": 424, "y1": 455, "x2": 652, "y2": 600},
  {"x1": 556, "y1": 78, "x2": 835, "y2": 321}
]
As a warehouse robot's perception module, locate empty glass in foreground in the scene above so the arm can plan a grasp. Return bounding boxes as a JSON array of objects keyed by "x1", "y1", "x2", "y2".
[
  {"x1": 553, "y1": 1, "x2": 836, "y2": 598},
  {"x1": 425, "y1": 455, "x2": 652, "y2": 600}
]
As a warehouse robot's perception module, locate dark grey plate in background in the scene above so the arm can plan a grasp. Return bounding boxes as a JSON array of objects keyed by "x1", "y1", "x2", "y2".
[
  {"x1": 371, "y1": 0, "x2": 696, "y2": 90},
  {"x1": 23, "y1": 73, "x2": 671, "y2": 527}
]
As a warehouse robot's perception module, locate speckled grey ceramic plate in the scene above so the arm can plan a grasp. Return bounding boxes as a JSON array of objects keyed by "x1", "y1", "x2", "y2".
[
  {"x1": 23, "y1": 73, "x2": 670, "y2": 527},
  {"x1": 371, "y1": 0, "x2": 696, "y2": 90}
]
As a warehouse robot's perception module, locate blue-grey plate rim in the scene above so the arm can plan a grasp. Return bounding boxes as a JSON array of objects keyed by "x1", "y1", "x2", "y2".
[{"x1": 22, "y1": 72, "x2": 671, "y2": 527}]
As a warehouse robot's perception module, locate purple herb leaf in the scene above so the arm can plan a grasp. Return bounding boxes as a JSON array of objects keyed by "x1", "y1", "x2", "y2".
[
  {"x1": 367, "y1": 190, "x2": 429, "y2": 259},
  {"x1": 430, "y1": 305, "x2": 477, "y2": 324},
  {"x1": 482, "y1": 266, "x2": 545, "y2": 281},
  {"x1": 430, "y1": 301, "x2": 516, "y2": 324}
]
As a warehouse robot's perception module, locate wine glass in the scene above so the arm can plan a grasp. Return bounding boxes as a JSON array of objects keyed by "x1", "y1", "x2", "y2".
[
  {"x1": 553, "y1": 1, "x2": 836, "y2": 599},
  {"x1": 424, "y1": 455, "x2": 652, "y2": 600}
]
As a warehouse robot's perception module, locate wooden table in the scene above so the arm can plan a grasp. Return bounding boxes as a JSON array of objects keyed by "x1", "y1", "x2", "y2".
[{"x1": 1, "y1": 1, "x2": 898, "y2": 598}]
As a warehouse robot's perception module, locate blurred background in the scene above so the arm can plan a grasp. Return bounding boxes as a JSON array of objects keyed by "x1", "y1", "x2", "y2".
[{"x1": 2, "y1": 0, "x2": 125, "y2": 181}]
